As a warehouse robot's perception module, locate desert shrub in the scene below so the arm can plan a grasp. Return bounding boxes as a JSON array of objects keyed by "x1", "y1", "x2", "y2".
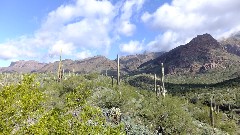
[
  {"x1": 91, "y1": 87, "x2": 123, "y2": 109},
  {"x1": 122, "y1": 115, "x2": 154, "y2": 135},
  {"x1": 219, "y1": 120, "x2": 237, "y2": 134},
  {"x1": 0, "y1": 74, "x2": 125, "y2": 134},
  {"x1": 0, "y1": 74, "x2": 45, "y2": 134},
  {"x1": 84, "y1": 73, "x2": 99, "y2": 80},
  {"x1": 139, "y1": 96, "x2": 198, "y2": 134},
  {"x1": 25, "y1": 105, "x2": 124, "y2": 135}
]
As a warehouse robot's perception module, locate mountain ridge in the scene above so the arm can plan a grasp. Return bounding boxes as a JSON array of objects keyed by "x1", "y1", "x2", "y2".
[
  {"x1": 138, "y1": 33, "x2": 240, "y2": 75},
  {"x1": 0, "y1": 52, "x2": 163, "y2": 74}
]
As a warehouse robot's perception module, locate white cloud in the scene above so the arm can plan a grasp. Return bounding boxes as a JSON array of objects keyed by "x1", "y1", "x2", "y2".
[
  {"x1": 0, "y1": 45, "x2": 20, "y2": 60},
  {"x1": 146, "y1": 31, "x2": 179, "y2": 51},
  {"x1": 118, "y1": 21, "x2": 136, "y2": 36},
  {"x1": 0, "y1": 0, "x2": 119, "y2": 62},
  {"x1": 76, "y1": 50, "x2": 93, "y2": 59},
  {"x1": 116, "y1": 0, "x2": 145, "y2": 36},
  {"x1": 0, "y1": 36, "x2": 41, "y2": 60},
  {"x1": 0, "y1": 0, "x2": 148, "y2": 64},
  {"x1": 142, "y1": 0, "x2": 240, "y2": 52},
  {"x1": 120, "y1": 40, "x2": 143, "y2": 54},
  {"x1": 48, "y1": 40, "x2": 75, "y2": 57},
  {"x1": 38, "y1": 0, "x2": 115, "y2": 53}
]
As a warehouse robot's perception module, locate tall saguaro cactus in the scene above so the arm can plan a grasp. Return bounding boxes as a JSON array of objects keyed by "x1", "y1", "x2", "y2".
[
  {"x1": 105, "y1": 69, "x2": 108, "y2": 76},
  {"x1": 210, "y1": 97, "x2": 214, "y2": 128},
  {"x1": 154, "y1": 74, "x2": 157, "y2": 95},
  {"x1": 111, "y1": 76, "x2": 114, "y2": 87},
  {"x1": 160, "y1": 63, "x2": 166, "y2": 97},
  {"x1": 57, "y1": 50, "x2": 63, "y2": 82},
  {"x1": 117, "y1": 54, "x2": 120, "y2": 85}
]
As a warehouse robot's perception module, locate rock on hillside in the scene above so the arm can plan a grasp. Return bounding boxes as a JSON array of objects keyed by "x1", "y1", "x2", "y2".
[{"x1": 139, "y1": 33, "x2": 240, "y2": 74}]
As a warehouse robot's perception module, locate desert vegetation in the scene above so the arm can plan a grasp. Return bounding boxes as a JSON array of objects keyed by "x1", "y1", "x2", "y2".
[{"x1": 0, "y1": 71, "x2": 239, "y2": 134}]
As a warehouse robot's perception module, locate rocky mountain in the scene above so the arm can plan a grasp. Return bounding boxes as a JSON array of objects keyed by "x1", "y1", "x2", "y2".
[
  {"x1": 0, "y1": 52, "x2": 162, "y2": 75},
  {"x1": 0, "y1": 60, "x2": 46, "y2": 73},
  {"x1": 139, "y1": 33, "x2": 240, "y2": 75},
  {"x1": 38, "y1": 56, "x2": 118, "y2": 75},
  {"x1": 38, "y1": 52, "x2": 163, "y2": 75},
  {"x1": 4, "y1": 33, "x2": 239, "y2": 76}
]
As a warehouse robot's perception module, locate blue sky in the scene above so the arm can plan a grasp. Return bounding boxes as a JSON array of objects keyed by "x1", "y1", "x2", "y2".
[{"x1": 0, "y1": 0, "x2": 240, "y2": 67}]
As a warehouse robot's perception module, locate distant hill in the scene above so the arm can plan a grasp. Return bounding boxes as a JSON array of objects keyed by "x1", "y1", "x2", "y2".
[
  {"x1": 138, "y1": 33, "x2": 240, "y2": 75},
  {"x1": 2, "y1": 33, "x2": 240, "y2": 77},
  {"x1": 0, "y1": 60, "x2": 46, "y2": 73},
  {"x1": 38, "y1": 56, "x2": 117, "y2": 75},
  {"x1": 0, "y1": 52, "x2": 162, "y2": 75}
]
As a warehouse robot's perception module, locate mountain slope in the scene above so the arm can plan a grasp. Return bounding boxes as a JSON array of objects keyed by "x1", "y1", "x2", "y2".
[{"x1": 139, "y1": 33, "x2": 240, "y2": 75}]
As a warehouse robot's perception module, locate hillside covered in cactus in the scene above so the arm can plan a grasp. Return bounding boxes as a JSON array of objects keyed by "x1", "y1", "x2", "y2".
[{"x1": 0, "y1": 72, "x2": 239, "y2": 134}]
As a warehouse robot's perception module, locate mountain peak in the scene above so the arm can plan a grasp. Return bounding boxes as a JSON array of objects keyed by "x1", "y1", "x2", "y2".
[
  {"x1": 188, "y1": 33, "x2": 220, "y2": 49},
  {"x1": 139, "y1": 33, "x2": 235, "y2": 75}
]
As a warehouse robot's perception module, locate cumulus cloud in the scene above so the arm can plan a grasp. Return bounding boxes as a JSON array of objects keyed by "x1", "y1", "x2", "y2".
[
  {"x1": 142, "y1": 0, "x2": 240, "y2": 51},
  {"x1": 40, "y1": 0, "x2": 115, "y2": 49},
  {"x1": 116, "y1": 0, "x2": 145, "y2": 36},
  {"x1": 48, "y1": 40, "x2": 75, "y2": 57},
  {"x1": 0, "y1": 0, "x2": 146, "y2": 62},
  {"x1": 76, "y1": 50, "x2": 93, "y2": 59},
  {"x1": 0, "y1": 36, "x2": 41, "y2": 60},
  {"x1": 3, "y1": 0, "x2": 240, "y2": 63},
  {"x1": 120, "y1": 40, "x2": 143, "y2": 54},
  {"x1": 118, "y1": 21, "x2": 136, "y2": 37},
  {"x1": 0, "y1": 0, "x2": 149, "y2": 63}
]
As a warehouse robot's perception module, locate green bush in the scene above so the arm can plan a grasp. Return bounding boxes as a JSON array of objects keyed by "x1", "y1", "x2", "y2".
[{"x1": 0, "y1": 74, "x2": 44, "y2": 134}]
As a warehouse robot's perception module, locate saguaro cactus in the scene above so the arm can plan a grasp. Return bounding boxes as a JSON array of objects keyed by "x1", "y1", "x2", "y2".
[
  {"x1": 210, "y1": 97, "x2": 214, "y2": 128},
  {"x1": 72, "y1": 68, "x2": 75, "y2": 76},
  {"x1": 154, "y1": 74, "x2": 157, "y2": 95},
  {"x1": 111, "y1": 76, "x2": 114, "y2": 87},
  {"x1": 57, "y1": 50, "x2": 63, "y2": 82},
  {"x1": 117, "y1": 54, "x2": 120, "y2": 85},
  {"x1": 105, "y1": 69, "x2": 108, "y2": 76},
  {"x1": 160, "y1": 63, "x2": 166, "y2": 97}
]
